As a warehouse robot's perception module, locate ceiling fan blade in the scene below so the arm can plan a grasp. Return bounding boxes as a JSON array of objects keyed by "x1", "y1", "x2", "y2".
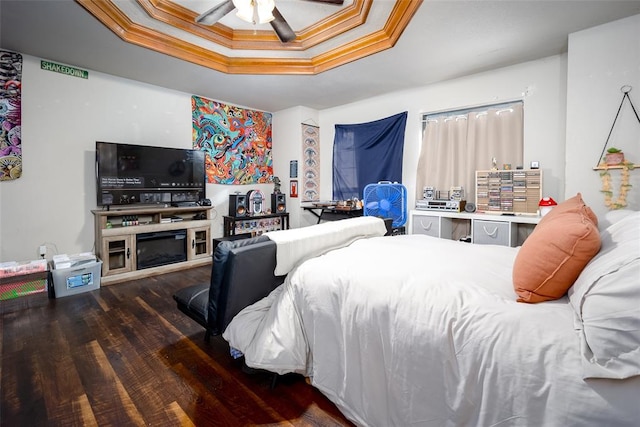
[
  {"x1": 270, "y1": 6, "x2": 296, "y2": 43},
  {"x1": 195, "y1": 0, "x2": 236, "y2": 25}
]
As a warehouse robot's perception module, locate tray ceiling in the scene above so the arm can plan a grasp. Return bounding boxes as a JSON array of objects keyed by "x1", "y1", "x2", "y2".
[
  {"x1": 77, "y1": 0, "x2": 422, "y2": 74},
  {"x1": 2, "y1": 1, "x2": 639, "y2": 111}
]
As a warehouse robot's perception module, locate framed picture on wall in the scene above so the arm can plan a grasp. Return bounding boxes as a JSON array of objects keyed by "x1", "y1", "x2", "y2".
[
  {"x1": 290, "y1": 160, "x2": 298, "y2": 178},
  {"x1": 290, "y1": 180, "x2": 298, "y2": 198}
]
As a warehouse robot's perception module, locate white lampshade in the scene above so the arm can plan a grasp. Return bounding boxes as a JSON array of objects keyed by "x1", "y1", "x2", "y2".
[
  {"x1": 233, "y1": 0, "x2": 254, "y2": 23},
  {"x1": 232, "y1": 0, "x2": 275, "y2": 25},
  {"x1": 255, "y1": 0, "x2": 275, "y2": 24}
]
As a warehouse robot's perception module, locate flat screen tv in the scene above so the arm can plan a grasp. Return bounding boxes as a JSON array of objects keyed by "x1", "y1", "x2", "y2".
[{"x1": 95, "y1": 141, "x2": 206, "y2": 207}]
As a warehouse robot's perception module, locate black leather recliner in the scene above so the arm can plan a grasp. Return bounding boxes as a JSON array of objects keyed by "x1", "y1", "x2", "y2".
[{"x1": 173, "y1": 235, "x2": 286, "y2": 341}]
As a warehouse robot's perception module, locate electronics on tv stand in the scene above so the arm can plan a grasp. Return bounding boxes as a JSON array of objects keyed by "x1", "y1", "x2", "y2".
[{"x1": 171, "y1": 201, "x2": 199, "y2": 208}]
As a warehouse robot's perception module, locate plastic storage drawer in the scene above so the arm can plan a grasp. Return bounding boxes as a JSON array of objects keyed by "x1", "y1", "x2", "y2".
[
  {"x1": 51, "y1": 260, "x2": 102, "y2": 298},
  {"x1": 472, "y1": 220, "x2": 515, "y2": 246},
  {"x1": 412, "y1": 214, "x2": 441, "y2": 238}
]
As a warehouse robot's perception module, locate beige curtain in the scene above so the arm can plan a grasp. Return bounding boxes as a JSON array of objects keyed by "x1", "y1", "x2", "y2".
[
  {"x1": 416, "y1": 102, "x2": 524, "y2": 203},
  {"x1": 415, "y1": 102, "x2": 523, "y2": 239}
]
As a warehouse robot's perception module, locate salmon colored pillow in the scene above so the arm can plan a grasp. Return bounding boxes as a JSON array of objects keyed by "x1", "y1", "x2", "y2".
[
  {"x1": 537, "y1": 193, "x2": 598, "y2": 227},
  {"x1": 513, "y1": 194, "x2": 601, "y2": 303}
]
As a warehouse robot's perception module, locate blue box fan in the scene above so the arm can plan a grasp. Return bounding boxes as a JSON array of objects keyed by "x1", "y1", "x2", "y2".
[{"x1": 363, "y1": 181, "x2": 407, "y2": 228}]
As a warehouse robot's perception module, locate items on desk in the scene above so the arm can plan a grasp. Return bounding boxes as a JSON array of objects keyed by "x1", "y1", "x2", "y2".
[{"x1": 303, "y1": 200, "x2": 364, "y2": 224}]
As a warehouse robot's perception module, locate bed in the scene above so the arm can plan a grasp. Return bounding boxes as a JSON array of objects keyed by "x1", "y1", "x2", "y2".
[{"x1": 222, "y1": 198, "x2": 640, "y2": 426}]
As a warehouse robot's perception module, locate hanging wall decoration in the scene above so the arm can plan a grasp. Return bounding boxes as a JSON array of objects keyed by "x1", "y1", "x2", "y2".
[
  {"x1": 594, "y1": 85, "x2": 639, "y2": 210},
  {"x1": 192, "y1": 95, "x2": 273, "y2": 185},
  {"x1": 0, "y1": 49, "x2": 22, "y2": 181},
  {"x1": 301, "y1": 123, "x2": 320, "y2": 201}
]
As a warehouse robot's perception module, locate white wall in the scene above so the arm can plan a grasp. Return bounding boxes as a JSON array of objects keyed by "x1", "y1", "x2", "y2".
[
  {"x1": 0, "y1": 52, "x2": 577, "y2": 263},
  {"x1": 2, "y1": 14, "x2": 636, "y2": 262},
  {"x1": 566, "y1": 14, "x2": 640, "y2": 220},
  {"x1": 1, "y1": 55, "x2": 185, "y2": 262},
  {"x1": 272, "y1": 106, "x2": 318, "y2": 229},
  {"x1": 314, "y1": 55, "x2": 568, "y2": 221},
  {"x1": 0, "y1": 54, "x2": 274, "y2": 262}
]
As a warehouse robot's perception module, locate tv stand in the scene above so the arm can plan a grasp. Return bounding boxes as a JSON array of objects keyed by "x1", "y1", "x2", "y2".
[{"x1": 92, "y1": 205, "x2": 213, "y2": 286}]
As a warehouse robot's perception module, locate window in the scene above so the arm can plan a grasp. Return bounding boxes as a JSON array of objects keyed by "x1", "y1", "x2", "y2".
[{"x1": 415, "y1": 101, "x2": 523, "y2": 203}]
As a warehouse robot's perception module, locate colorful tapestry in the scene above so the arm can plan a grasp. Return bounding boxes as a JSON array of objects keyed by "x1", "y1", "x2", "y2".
[
  {"x1": 301, "y1": 123, "x2": 320, "y2": 201},
  {"x1": 192, "y1": 95, "x2": 273, "y2": 185},
  {"x1": 0, "y1": 49, "x2": 22, "y2": 181}
]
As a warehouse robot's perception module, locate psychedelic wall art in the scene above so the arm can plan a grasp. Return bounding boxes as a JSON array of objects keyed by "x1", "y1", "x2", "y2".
[
  {"x1": 0, "y1": 50, "x2": 22, "y2": 181},
  {"x1": 301, "y1": 123, "x2": 320, "y2": 201},
  {"x1": 192, "y1": 96, "x2": 273, "y2": 185}
]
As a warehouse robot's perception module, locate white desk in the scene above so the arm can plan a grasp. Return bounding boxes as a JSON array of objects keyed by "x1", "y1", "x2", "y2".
[{"x1": 409, "y1": 209, "x2": 541, "y2": 247}]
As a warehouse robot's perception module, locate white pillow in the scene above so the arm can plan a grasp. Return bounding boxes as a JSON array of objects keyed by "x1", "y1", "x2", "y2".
[
  {"x1": 568, "y1": 211, "x2": 640, "y2": 379},
  {"x1": 265, "y1": 216, "x2": 388, "y2": 275},
  {"x1": 597, "y1": 209, "x2": 637, "y2": 231}
]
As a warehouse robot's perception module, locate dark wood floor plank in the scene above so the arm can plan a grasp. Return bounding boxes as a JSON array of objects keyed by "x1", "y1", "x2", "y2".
[
  {"x1": 33, "y1": 318, "x2": 98, "y2": 426},
  {"x1": 1, "y1": 308, "x2": 48, "y2": 425},
  {"x1": 152, "y1": 306, "x2": 291, "y2": 424},
  {"x1": 167, "y1": 400, "x2": 197, "y2": 427},
  {"x1": 172, "y1": 360, "x2": 259, "y2": 426},
  {"x1": 89, "y1": 291, "x2": 208, "y2": 425},
  {"x1": 74, "y1": 339, "x2": 147, "y2": 426},
  {"x1": 71, "y1": 393, "x2": 100, "y2": 426},
  {"x1": 88, "y1": 281, "x2": 212, "y2": 425},
  {"x1": 1, "y1": 351, "x2": 47, "y2": 426},
  {"x1": 1, "y1": 265, "x2": 354, "y2": 427}
]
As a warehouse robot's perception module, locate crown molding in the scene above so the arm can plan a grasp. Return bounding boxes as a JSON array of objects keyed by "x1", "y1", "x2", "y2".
[{"x1": 76, "y1": 0, "x2": 422, "y2": 75}]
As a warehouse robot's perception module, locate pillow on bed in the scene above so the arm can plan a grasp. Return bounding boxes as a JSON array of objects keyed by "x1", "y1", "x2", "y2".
[
  {"x1": 537, "y1": 192, "x2": 599, "y2": 227},
  {"x1": 512, "y1": 193, "x2": 601, "y2": 303},
  {"x1": 596, "y1": 208, "x2": 636, "y2": 231},
  {"x1": 266, "y1": 216, "x2": 388, "y2": 276},
  {"x1": 568, "y1": 210, "x2": 640, "y2": 379}
]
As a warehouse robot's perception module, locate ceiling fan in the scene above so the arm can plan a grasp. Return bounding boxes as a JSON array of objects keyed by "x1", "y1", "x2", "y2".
[{"x1": 195, "y1": 0, "x2": 345, "y2": 43}]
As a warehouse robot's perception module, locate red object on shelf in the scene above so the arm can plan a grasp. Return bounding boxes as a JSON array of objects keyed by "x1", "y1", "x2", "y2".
[{"x1": 539, "y1": 197, "x2": 557, "y2": 217}]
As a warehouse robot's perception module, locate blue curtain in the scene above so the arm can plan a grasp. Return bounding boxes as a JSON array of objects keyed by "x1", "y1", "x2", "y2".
[{"x1": 333, "y1": 111, "x2": 407, "y2": 200}]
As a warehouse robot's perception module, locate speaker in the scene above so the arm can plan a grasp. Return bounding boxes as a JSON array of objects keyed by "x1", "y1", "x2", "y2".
[
  {"x1": 423, "y1": 186, "x2": 435, "y2": 200},
  {"x1": 271, "y1": 193, "x2": 286, "y2": 213},
  {"x1": 450, "y1": 186, "x2": 464, "y2": 201},
  {"x1": 229, "y1": 194, "x2": 247, "y2": 217},
  {"x1": 464, "y1": 202, "x2": 476, "y2": 213}
]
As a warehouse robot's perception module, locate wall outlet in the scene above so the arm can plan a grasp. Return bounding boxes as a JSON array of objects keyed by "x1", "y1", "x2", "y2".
[{"x1": 39, "y1": 245, "x2": 47, "y2": 257}]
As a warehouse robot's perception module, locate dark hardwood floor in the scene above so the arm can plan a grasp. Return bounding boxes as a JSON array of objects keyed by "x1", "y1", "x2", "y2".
[{"x1": 0, "y1": 265, "x2": 355, "y2": 426}]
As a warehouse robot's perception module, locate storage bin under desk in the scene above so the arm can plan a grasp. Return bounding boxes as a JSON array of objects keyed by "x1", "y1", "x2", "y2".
[
  {"x1": 411, "y1": 214, "x2": 451, "y2": 238},
  {"x1": 409, "y1": 210, "x2": 540, "y2": 247},
  {"x1": 472, "y1": 219, "x2": 516, "y2": 246}
]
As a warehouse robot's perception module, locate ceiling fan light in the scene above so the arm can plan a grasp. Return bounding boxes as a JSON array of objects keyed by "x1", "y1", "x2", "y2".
[
  {"x1": 255, "y1": 0, "x2": 275, "y2": 24},
  {"x1": 233, "y1": 0, "x2": 254, "y2": 23},
  {"x1": 232, "y1": 0, "x2": 251, "y2": 9},
  {"x1": 235, "y1": 8, "x2": 254, "y2": 23}
]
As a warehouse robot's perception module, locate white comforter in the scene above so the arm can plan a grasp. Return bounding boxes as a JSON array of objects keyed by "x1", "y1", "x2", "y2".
[{"x1": 223, "y1": 234, "x2": 640, "y2": 427}]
